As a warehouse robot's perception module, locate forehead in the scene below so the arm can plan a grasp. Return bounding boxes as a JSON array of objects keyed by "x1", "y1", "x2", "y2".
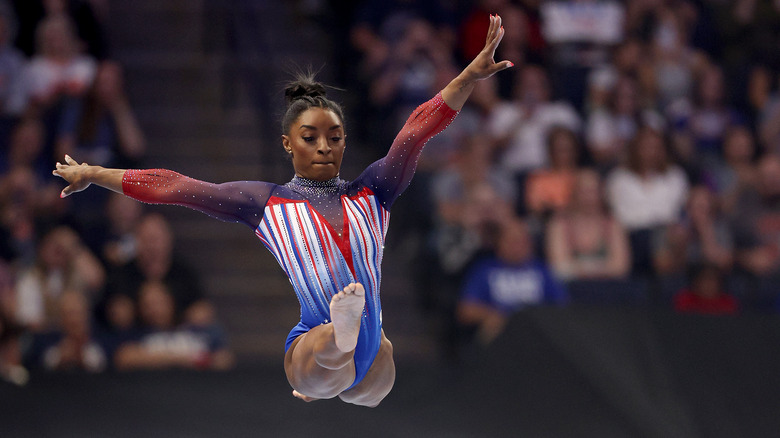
[{"x1": 295, "y1": 107, "x2": 343, "y2": 129}]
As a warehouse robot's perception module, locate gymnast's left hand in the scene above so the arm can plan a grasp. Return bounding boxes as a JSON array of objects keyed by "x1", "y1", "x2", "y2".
[
  {"x1": 461, "y1": 14, "x2": 513, "y2": 82},
  {"x1": 53, "y1": 155, "x2": 93, "y2": 198}
]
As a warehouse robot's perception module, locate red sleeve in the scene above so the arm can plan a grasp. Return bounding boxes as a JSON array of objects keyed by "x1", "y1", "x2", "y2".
[
  {"x1": 122, "y1": 169, "x2": 274, "y2": 229},
  {"x1": 359, "y1": 92, "x2": 459, "y2": 207}
]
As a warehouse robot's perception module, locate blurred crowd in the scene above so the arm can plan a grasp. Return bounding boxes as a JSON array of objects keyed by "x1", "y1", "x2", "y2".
[
  {"x1": 0, "y1": 0, "x2": 233, "y2": 385},
  {"x1": 328, "y1": 0, "x2": 780, "y2": 353}
]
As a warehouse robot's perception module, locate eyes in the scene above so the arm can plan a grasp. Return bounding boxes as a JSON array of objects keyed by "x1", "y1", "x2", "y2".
[{"x1": 301, "y1": 135, "x2": 343, "y2": 144}]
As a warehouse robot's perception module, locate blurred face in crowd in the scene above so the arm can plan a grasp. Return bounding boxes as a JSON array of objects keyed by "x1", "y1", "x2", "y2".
[
  {"x1": 458, "y1": 137, "x2": 491, "y2": 183},
  {"x1": 613, "y1": 76, "x2": 638, "y2": 115},
  {"x1": 94, "y1": 62, "x2": 125, "y2": 105},
  {"x1": 9, "y1": 119, "x2": 45, "y2": 168},
  {"x1": 498, "y1": 5, "x2": 528, "y2": 61},
  {"x1": 135, "y1": 214, "x2": 174, "y2": 278},
  {"x1": 515, "y1": 66, "x2": 550, "y2": 105},
  {"x1": 723, "y1": 126, "x2": 754, "y2": 165},
  {"x1": 106, "y1": 294, "x2": 135, "y2": 331},
  {"x1": 497, "y1": 219, "x2": 533, "y2": 264},
  {"x1": 634, "y1": 129, "x2": 667, "y2": 173},
  {"x1": 548, "y1": 127, "x2": 578, "y2": 170},
  {"x1": 469, "y1": 76, "x2": 499, "y2": 112},
  {"x1": 37, "y1": 16, "x2": 79, "y2": 59},
  {"x1": 698, "y1": 66, "x2": 725, "y2": 107},
  {"x1": 138, "y1": 282, "x2": 175, "y2": 330},
  {"x1": 687, "y1": 186, "x2": 715, "y2": 222},
  {"x1": 59, "y1": 290, "x2": 90, "y2": 339},
  {"x1": 692, "y1": 268, "x2": 721, "y2": 299},
  {"x1": 572, "y1": 170, "x2": 603, "y2": 213},
  {"x1": 107, "y1": 192, "x2": 142, "y2": 234},
  {"x1": 39, "y1": 227, "x2": 80, "y2": 271},
  {"x1": 614, "y1": 40, "x2": 642, "y2": 73},
  {"x1": 757, "y1": 155, "x2": 780, "y2": 198}
]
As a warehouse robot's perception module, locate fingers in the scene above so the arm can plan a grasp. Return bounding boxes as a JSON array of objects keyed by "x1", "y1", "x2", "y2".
[
  {"x1": 64, "y1": 154, "x2": 78, "y2": 166},
  {"x1": 484, "y1": 14, "x2": 504, "y2": 56},
  {"x1": 60, "y1": 185, "x2": 72, "y2": 198}
]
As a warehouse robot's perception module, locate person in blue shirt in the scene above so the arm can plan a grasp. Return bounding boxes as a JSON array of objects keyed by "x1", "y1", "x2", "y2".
[{"x1": 457, "y1": 217, "x2": 567, "y2": 344}]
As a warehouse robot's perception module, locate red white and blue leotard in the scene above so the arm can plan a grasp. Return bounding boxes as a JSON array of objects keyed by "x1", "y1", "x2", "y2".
[{"x1": 121, "y1": 93, "x2": 458, "y2": 387}]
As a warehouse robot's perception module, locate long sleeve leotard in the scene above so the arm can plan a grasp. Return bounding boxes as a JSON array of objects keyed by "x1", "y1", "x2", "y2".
[{"x1": 122, "y1": 93, "x2": 458, "y2": 387}]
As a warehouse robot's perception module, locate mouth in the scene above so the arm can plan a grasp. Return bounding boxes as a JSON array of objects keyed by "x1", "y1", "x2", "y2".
[{"x1": 313, "y1": 162, "x2": 334, "y2": 165}]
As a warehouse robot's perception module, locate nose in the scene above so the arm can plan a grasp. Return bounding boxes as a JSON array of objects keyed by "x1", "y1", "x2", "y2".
[{"x1": 317, "y1": 137, "x2": 331, "y2": 154}]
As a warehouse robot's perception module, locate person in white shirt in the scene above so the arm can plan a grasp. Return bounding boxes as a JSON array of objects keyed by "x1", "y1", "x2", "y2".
[
  {"x1": 487, "y1": 65, "x2": 581, "y2": 174},
  {"x1": 7, "y1": 14, "x2": 96, "y2": 115}
]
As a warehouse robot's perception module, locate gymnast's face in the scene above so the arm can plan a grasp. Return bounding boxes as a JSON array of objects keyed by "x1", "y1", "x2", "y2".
[{"x1": 282, "y1": 107, "x2": 345, "y2": 181}]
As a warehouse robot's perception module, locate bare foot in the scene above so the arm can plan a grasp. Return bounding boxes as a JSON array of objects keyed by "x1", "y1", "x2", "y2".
[
  {"x1": 330, "y1": 282, "x2": 365, "y2": 352},
  {"x1": 292, "y1": 390, "x2": 318, "y2": 403}
]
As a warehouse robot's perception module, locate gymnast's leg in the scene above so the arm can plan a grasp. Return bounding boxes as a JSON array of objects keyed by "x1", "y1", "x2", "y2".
[
  {"x1": 284, "y1": 283, "x2": 366, "y2": 401},
  {"x1": 338, "y1": 331, "x2": 395, "y2": 407}
]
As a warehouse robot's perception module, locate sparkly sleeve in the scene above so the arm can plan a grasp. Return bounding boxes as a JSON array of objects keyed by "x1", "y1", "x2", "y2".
[
  {"x1": 122, "y1": 169, "x2": 274, "y2": 229},
  {"x1": 360, "y1": 92, "x2": 458, "y2": 208}
]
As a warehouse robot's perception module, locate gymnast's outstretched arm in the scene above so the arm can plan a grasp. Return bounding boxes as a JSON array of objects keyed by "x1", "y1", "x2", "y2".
[
  {"x1": 53, "y1": 155, "x2": 272, "y2": 229},
  {"x1": 364, "y1": 14, "x2": 513, "y2": 207}
]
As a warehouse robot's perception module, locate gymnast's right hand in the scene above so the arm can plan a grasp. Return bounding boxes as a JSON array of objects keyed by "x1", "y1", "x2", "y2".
[{"x1": 53, "y1": 155, "x2": 93, "y2": 198}]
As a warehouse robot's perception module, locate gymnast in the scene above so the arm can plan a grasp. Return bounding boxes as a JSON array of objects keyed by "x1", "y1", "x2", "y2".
[{"x1": 53, "y1": 15, "x2": 513, "y2": 407}]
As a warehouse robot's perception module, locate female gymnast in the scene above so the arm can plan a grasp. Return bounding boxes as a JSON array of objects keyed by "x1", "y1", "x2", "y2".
[{"x1": 53, "y1": 15, "x2": 512, "y2": 407}]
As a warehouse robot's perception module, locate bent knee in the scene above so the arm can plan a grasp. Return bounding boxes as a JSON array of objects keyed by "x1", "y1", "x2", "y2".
[{"x1": 338, "y1": 380, "x2": 393, "y2": 407}]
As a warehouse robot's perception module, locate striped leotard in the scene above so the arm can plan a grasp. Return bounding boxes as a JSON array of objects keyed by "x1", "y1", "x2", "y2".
[{"x1": 121, "y1": 93, "x2": 458, "y2": 387}]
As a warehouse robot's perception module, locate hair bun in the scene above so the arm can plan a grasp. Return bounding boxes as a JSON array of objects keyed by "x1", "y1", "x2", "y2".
[{"x1": 284, "y1": 74, "x2": 327, "y2": 104}]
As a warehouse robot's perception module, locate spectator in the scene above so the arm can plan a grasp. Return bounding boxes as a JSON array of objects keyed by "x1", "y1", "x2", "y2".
[
  {"x1": 12, "y1": 0, "x2": 108, "y2": 59},
  {"x1": 754, "y1": 66, "x2": 780, "y2": 154},
  {"x1": 606, "y1": 126, "x2": 689, "y2": 273},
  {"x1": 7, "y1": 14, "x2": 96, "y2": 116},
  {"x1": 459, "y1": 2, "x2": 531, "y2": 95},
  {"x1": 101, "y1": 192, "x2": 143, "y2": 267},
  {"x1": 28, "y1": 289, "x2": 109, "y2": 372},
  {"x1": 0, "y1": 3, "x2": 25, "y2": 119},
  {"x1": 525, "y1": 125, "x2": 580, "y2": 217},
  {"x1": 103, "y1": 213, "x2": 212, "y2": 326},
  {"x1": 350, "y1": 0, "x2": 455, "y2": 78},
  {"x1": 100, "y1": 291, "x2": 134, "y2": 339},
  {"x1": 114, "y1": 281, "x2": 233, "y2": 371},
  {"x1": 457, "y1": 218, "x2": 567, "y2": 345},
  {"x1": 0, "y1": 261, "x2": 26, "y2": 385},
  {"x1": 585, "y1": 74, "x2": 665, "y2": 170},
  {"x1": 540, "y1": 0, "x2": 626, "y2": 109},
  {"x1": 705, "y1": 125, "x2": 757, "y2": 216},
  {"x1": 586, "y1": 38, "x2": 650, "y2": 112},
  {"x1": 487, "y1": 64, "x2": 581, "y2": 175},
  {"x1": 645, "y1": 4, "x2": 707, "y2": 109},
  {"x1": 667, "y1": 63, "x2": 745, "y2": 170},
  {"x1": 673, "y1": 263, "x2": 738, "y2": 315},
  {"x1": 55, "y1": 61, "x2": 145, "y2": 169},
  {"x1": 654, "y1": 185, "x2": 734, "y2": 276},
  {"x1": 430, "y1": 136, "x2": 516, "y2": 280},
  {"x1": 546, "y1": 169, "x2": 630, "y2": 281},
  {"x1": 14, "y1": 226, "x2": 104, "y2": 331},
  {"x1": 733, "y1": 154, "x2": 780, "y2": 276},
  {"x1": 368, "y1": 19, "x2": 459, "y2": 124}
]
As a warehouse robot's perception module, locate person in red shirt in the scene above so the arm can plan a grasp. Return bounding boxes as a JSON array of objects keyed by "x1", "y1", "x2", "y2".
[{"x1": 673, "y1": 263, "x2": 738, "y2": 315}]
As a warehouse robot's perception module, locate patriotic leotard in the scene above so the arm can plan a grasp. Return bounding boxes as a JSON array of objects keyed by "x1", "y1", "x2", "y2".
[{"x1": 121, "y1": 93, "x2": 458, "y2": 387}]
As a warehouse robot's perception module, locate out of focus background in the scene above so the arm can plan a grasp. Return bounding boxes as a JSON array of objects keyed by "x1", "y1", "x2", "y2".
[{"x1": 1, "y1": 0, "x2": 780, "y2": 436}]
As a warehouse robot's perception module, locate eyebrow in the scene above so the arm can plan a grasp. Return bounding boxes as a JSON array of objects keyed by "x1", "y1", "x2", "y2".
[{"x1": 299, "y1": 125, "x2": 343, "y2": 131}]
